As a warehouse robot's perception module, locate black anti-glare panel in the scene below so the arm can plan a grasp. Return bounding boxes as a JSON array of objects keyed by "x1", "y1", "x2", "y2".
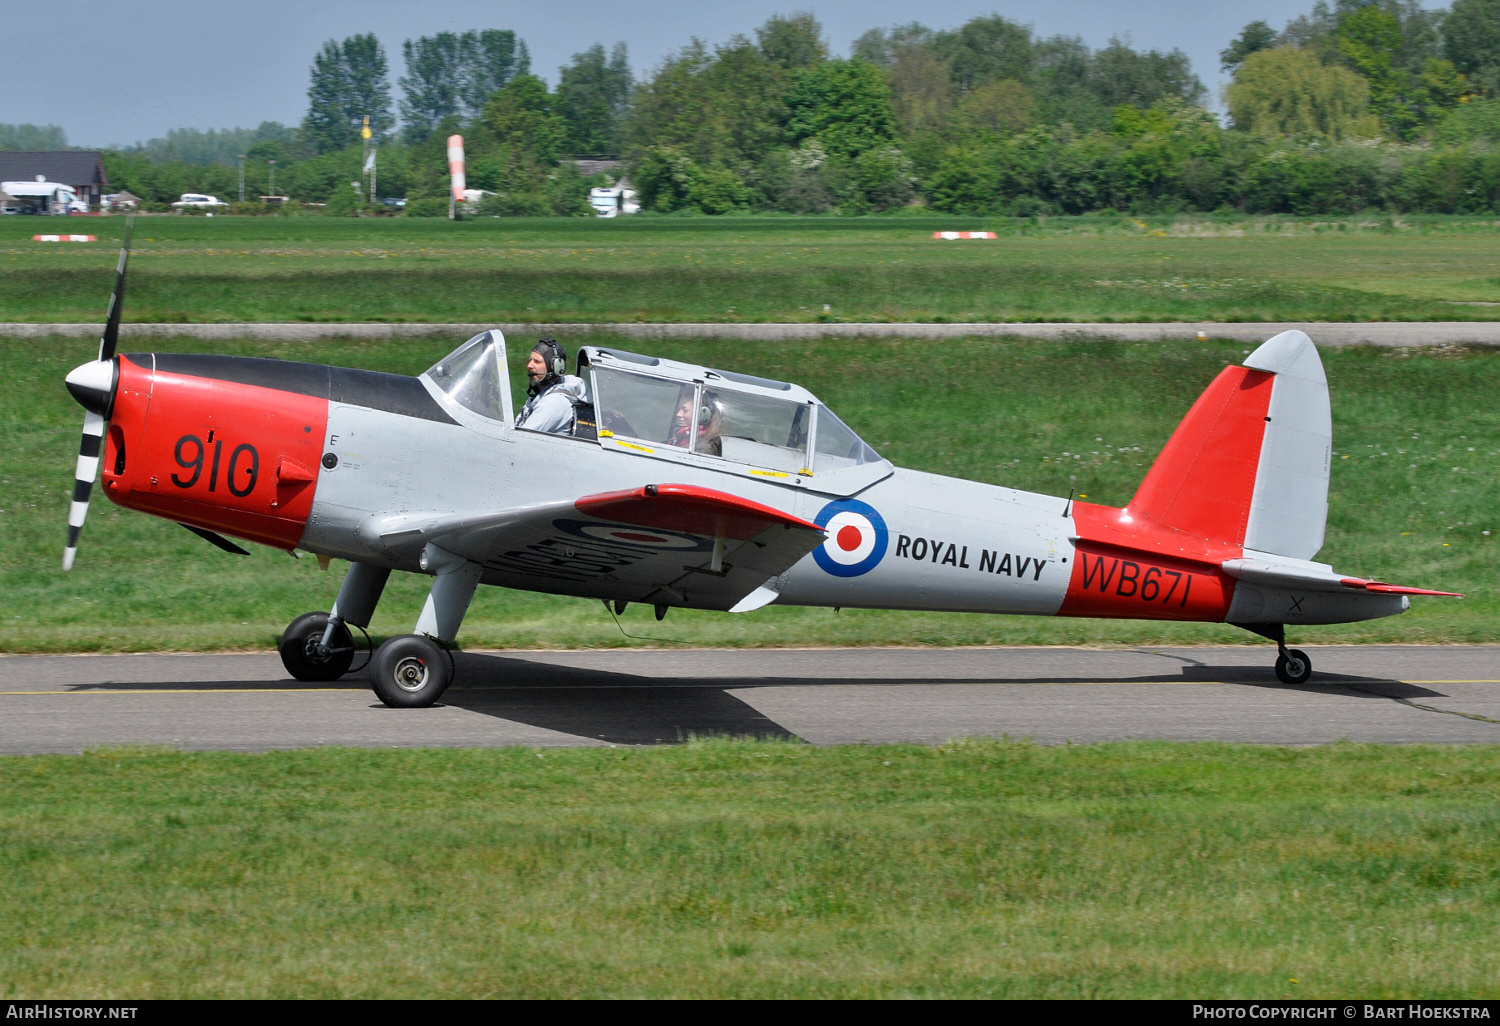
[{"x1": 126, "y1": 353, "x2": 458, "y2": 424}]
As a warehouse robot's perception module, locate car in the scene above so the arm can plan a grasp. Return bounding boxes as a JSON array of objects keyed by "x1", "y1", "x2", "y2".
[{"x1": 171, "y1": 193, "x2": 228, "y2": 210}]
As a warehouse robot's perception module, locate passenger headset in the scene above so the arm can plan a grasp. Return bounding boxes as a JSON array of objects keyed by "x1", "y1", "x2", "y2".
[{"x1": 698, "y1": 391, "x2": 722, "y2": 426}]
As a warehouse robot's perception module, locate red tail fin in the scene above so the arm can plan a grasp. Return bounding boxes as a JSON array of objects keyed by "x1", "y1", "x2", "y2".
[{"x1": 1128, "y1": 364, "x2": 1275, "y2": 546}]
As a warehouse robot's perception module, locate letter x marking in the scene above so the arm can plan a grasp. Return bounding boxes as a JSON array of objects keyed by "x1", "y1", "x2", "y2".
[{"x1": 1288, "y1": 596, "x2": 1305, "y2": 613}]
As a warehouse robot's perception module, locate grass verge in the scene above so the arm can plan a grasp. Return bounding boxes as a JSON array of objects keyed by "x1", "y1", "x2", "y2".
[
  {"x1": 3, "y1": 214, "x2": 1500, "y2": 323},
  {"x1": 2, "y1": 739, "x2": 1497, "y2": 998}
]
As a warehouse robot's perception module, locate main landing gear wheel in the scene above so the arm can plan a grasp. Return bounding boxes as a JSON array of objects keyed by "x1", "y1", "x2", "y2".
[
  {"x1": 370, "y1": 634, "x2": 453, "y2": 708},
  {"x1": 279, "y1": 611, "x2": 355, "y2": 682},
  {"x1": 1275, "y1": 648, "x2": 1313, "y2": 685}
]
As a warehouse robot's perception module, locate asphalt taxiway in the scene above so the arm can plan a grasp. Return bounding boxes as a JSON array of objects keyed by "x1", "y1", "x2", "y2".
[{"x1": 0, "y1": 646, "x2": 1496, "y2": 754}]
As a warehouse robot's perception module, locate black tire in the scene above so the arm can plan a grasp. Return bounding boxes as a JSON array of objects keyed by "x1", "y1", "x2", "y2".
[
  {"x1": 370, "y1": 634, "x2": 452, "y2": 708},
  {"x1": 1275, "y1": 648, "x2": 1313, "y2": 685},
  {"x1": 279, "y1": 612, "x2": 355, "y2": 682}
]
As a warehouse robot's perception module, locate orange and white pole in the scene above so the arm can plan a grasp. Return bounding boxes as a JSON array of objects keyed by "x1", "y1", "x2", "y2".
[{"x1": 447, "y1": 135, "x2": 465, "y2": 219}]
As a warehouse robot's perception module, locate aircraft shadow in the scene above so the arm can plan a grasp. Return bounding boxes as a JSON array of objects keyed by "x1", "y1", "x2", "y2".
[
  {"x1": 425, "y1": 652, "x2": 1447, "y2": 745},
  {"x1": 440, "y1": 653, "x2": 798, "y2": 744}
]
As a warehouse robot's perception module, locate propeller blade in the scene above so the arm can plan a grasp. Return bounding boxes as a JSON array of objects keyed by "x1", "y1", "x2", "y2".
[
  {"x1": 98, "y1": 215, "x2": 134, "y2": 362},
  {"x1": 63, "y1": 411, "x2": 105, "y2": 571},
  {"x1": 63, "y1": 217, "x2": 133, "y2": 570}
]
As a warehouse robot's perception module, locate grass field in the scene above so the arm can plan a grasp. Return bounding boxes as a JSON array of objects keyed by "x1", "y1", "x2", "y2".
[
  {"x1": 2, "y1": 739, "x2": 1497, "y2": 998},
  {"x1": 4, "y1": 214, "x2": 1500, "y2": 324},
  {"x1": 4, "y1": 331, "x2": 1494, "y2": 653}
]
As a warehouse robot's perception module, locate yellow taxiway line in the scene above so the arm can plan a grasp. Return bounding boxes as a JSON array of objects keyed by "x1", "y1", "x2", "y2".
[{"x1": 1, "y1": 680, "x2": 1497, "y2": 696}]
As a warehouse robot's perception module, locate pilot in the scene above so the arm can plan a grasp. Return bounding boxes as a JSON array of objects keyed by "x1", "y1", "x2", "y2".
[
  {"x1": 668, "y1": 387, "x2": 724, "y2": 456},
  {"x1": 515, "y1": 338, "x2": 587, "y2": 434}
]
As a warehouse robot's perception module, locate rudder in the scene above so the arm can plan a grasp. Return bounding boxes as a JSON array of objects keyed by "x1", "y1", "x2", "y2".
[{"x1": 1123, "y1": 330, "x2": 1330, "y2": 560}]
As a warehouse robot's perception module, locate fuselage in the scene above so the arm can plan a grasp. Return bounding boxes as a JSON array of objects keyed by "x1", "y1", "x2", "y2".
[{"x1": 97, "y1": 351, "x2": 1409, "y2": 627}]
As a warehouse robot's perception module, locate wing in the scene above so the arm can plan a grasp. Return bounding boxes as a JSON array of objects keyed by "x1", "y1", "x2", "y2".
[{"x1": 363, "y1": 483, "x2": 826, "y2": 612}]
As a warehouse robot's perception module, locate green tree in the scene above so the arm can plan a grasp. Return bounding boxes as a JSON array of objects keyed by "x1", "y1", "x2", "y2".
[
  {"x1": 0, "y1": 123, "x2": 67, "y2": 149},
  {"x1": 932, "y1": 15, "x2": 1034, "y2": 92},
  {"x1": 1221, "y1": 20, "x2": 1279, "y2": 73},
  {"x1": 626, "y1": 37, "x2": 792, "y2": 172},
  {"x1": 1338, "y1": 5, "x2": 1465, "y2": 138},
  {"x1": 461, "y1": 29, "x2": 531, "y2": 117},
  {"x1": 1443, "y1": 0, "x2": 1500, "y2": 95},
  {"x1": 304, "y1": 40, "x2": 353, "y2": 153},
  {"x1": 1033, "y1": 35, "x2": 1109, "y2": 130},
  {"x1": 929, "y1": 146, "x2": 999, "y2": 213},
  {"x1": 399, "y1": 33, "x2": 464, "y2": 141},
  {"x1": 786, "y1": 59, "x2": 897, "y2": 159},
  {"x1": 483, "y1": 74, "x2": 566, "y2": 165},
  {"x1": 757, "y1": 13, "x2": 827, "y2": 68},
  {"x1": 954, "y1": 79, "x2": 1036, "y2": 135},
  {"x1": 303, "y1": 34, "x2": 393, "y2": 153},
  {"x1": 557, "y1": 42, "x2": 632, "y2": 156},
  {"x1": 342, "y1": 35, "x2": 394, "y2": 139},
  {"x1": 1089, "y1": 38, "x2": 1205, "y2": 109},
  {"x1": 889, "y1": 41, "x2": 954, "y2": 137},
  {"x1": 1227, "y1": 46, "x2": 1378, "y2": 140},
  {"x1": 1433, "y1": 96, "x2": 1500, "y2": 144},
  {"x1": 851, "y1": 23, "x2": 933, "y2": 68},
  {"x1": 400, "y1": 30, "x2": 529, "y2": 143}
]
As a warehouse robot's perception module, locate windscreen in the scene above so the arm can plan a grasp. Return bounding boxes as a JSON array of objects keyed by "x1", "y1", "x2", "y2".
[
  {"x1": 703, "y1": 390, "x2": 809, "y2": 472},
  {"x1": 426, "y1": 333, "x2": 507, "y2": 420},
  {"x1": 813, "y1": 407, "x2": 881, "y2": 470}
]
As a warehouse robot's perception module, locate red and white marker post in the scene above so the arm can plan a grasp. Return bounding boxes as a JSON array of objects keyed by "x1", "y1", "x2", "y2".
[{"x1": 447, "y1": 135, "x2": 466, "y2": 220}]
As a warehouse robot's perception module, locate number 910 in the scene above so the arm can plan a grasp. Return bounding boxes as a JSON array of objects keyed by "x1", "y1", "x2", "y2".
[{"x1": 172, "y1": 434, "x2": 259, "y2": 497}]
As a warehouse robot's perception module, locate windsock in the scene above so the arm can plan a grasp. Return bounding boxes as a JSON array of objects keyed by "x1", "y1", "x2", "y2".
[{"x1": 448, "y1": 135, "x2": 466, "y2": 202}]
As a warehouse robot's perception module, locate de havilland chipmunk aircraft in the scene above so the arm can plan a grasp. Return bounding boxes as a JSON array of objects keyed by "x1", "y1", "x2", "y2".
[{"x1": 62, "y1": 225, "x2": 1460, "y2": 707}]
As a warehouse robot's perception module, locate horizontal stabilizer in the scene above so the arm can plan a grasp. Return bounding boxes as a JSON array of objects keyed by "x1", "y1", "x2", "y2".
[{"x1": 1223, "y1": 555, "x2": 1461, "y2": 598}]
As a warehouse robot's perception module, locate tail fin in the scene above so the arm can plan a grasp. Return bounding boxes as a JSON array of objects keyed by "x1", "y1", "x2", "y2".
[{"x1": 1125, "y1": 331, "x2": 1331, "y2": 560}]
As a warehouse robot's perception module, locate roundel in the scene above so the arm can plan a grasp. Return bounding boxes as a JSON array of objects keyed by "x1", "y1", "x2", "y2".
[{"x1": 812, "y1": 498, "x2": 888, "y2": 578}]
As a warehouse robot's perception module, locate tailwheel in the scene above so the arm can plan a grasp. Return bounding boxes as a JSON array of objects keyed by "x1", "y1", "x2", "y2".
[
  {"x1": 1275, "y1": 648, "x2": 1313, "y2": 685},
  {"x1": 370, "y1": 634, "x2": 453, "y2": 708},
  {"x1": 279, "y1": 611, "x2": 355, "y2": 682}
]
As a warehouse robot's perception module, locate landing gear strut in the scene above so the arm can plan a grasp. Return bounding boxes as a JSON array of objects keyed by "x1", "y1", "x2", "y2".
[
  {"x1": 279, "y1": 561, "x2": 391, "y2": 682},
  {"x1": 1275, "y1": 647, "x2": 1313, "y2": 685},
  {"x1": 366, "y1": 544, "x2": 481, "y2": 709},
  {"x1": 279, "y1": 611, "x2": 355, "y2": 681},
  {"x1": 1233, "y1": 622, "x2": 1313, "y2": 685}
]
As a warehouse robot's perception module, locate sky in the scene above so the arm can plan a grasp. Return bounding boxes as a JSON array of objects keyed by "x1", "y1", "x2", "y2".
[{"x1": 4, "y1": 1, "x2": 1432, "y2": 147}]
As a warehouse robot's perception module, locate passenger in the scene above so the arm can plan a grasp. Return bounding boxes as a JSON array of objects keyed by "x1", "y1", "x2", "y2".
[
  {"x1": 515, "y1": 338, "x2": 587, "y2": 434},
  {"x1": 667, "y1": 387, "x2": 724, "y2": 456}
]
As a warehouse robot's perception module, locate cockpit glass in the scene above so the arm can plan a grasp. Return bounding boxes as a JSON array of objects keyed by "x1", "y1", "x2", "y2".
[
  {"x1": 591, "y1": 367, "x2": 693, "y2": 444},
  {"x1": 425, "y1": 333, "x2": 506, "y2": 420},
  {"x1": 703, "y1": 390, "x2": 809, "y2": 472},
  {"x1": 814, "y1": 407, "x2": 881, "y2": 469}
]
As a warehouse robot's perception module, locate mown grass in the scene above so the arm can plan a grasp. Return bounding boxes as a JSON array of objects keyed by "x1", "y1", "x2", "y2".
[
  {"x1": 3, "y1": 214, "x2": 1500, "y2": 323},
  {"x1": 3, "y1": 332, "x2": 1494, "y2": 652},
  {"x1": 1, "y1": 739, "x2": 1497, "y2": 998}
]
